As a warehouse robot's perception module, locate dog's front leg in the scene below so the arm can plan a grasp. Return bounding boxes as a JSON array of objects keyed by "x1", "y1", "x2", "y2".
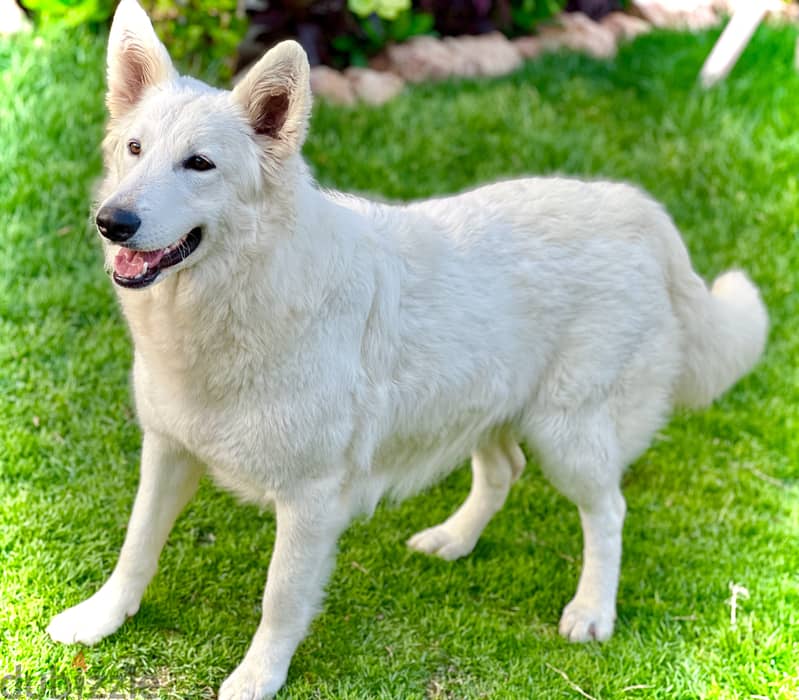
[
  {"x1": 219, "y1": 482, "x2": 347, "y2": 700},
  {"x1": 47, "y1": 431, "x2": 203, "y2": 645}
]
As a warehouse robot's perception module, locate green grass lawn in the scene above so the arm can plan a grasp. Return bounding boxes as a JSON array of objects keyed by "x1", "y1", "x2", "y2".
[{"x1": 2, "y1": 22, "x2": 798, "y2": 700}]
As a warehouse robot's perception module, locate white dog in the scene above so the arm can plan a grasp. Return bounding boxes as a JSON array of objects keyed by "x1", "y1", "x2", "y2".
[{"x1": 47, "y1": 1, "x2": 768, "y2": 697}]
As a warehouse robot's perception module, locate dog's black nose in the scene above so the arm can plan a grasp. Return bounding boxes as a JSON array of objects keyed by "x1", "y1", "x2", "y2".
[{"x1": 96, "y1": 207, "x2": 141, "y2": 242}]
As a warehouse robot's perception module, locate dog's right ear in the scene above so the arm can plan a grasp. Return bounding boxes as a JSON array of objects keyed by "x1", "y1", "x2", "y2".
[{"x1": 106, "y1": 0, "x2": 177, "y2": 120}]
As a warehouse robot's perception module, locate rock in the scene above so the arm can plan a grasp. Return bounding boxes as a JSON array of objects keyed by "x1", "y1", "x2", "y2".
[
  {"x1": 310, "y1": 65, "x2": 356, "y2": 106},
  {"x1": 710, "y1": 0, "x2": 737, "y2": 14},
  {"x1": 600, "y1": 11, "x2": 651, "y2": 40},
  {"x1": 368, "y1": 52, "x2": 392, "y2": 72},
  {"x1": 712, "y1": 0, "x2": 792, "y2": 19},
  {"x1": 310, "y1": 65, "x2": 405, "y2": 107},
  {"x1": 629, "y1": 0, "x2": 671, "y2": 27},
  {"x1": 386, "y1": 35, "x2": 456, "y2": 83},
  {"x1": 769, "y1": 0, "x2": 799, "y2": 22},
  {"x1": 345, "y1": 67, "x2": 405, "y2": 106},
  {"x1": 443, "y1": 32, "x2": 522, "y2": 78},
  {"x1": 539, "y1": 12, "x2": 618, "y2": 59},
  {"x1": 0, "y1": 0, "x2": 30, "y2": 35},
  {"x1": 562, "y1": 12, "x2": 618, "y2": 58},
  {"x1": 437, "y1": 39, "x2": 479, "y2": 79},
  {"x1": 683, "y1": 4, "x2": 721, "y2": 30},
  {"x1": 388, "y1": 33, "x2": 522, "y2": 82},
  {"x1": 513, "y1": 36, "x2": 545, "y2": 59},
  {"x1": 631, "y1": 0, "x2": 720, "y2": 30}
]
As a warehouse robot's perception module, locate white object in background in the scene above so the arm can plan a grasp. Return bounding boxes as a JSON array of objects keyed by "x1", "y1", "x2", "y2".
[
  {"x1": 700, "y1": 1, "x2": 772, "y2": 87},
  {"x1": 0, "y1": 0, "x2": 30, "y2": 35},
  {"x1": 728, "y1": 582, "x2": 750, "y2": 628}
]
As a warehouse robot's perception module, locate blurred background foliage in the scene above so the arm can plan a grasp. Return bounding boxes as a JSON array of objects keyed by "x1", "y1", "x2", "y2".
[
  {"x1": 143, "y1": 0, "x2": 245, "y2": 80},
  {"x1": 241, "y1": 0, "x2": 609, "y2": 69},
  {"x1": 15, "y1": 0, "x2": 624, "y2": 78},
  {"x1": 19, "y1": 0, "x2": 244, "y2": 79},
  {"x1": 21, "y1": 0, "x2": 113, "y2": 26}
]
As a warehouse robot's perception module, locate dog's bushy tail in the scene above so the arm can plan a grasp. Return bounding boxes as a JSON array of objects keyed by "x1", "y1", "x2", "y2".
[{"x1": 671, "y1": 265, "x2": 767, "y2": 408}]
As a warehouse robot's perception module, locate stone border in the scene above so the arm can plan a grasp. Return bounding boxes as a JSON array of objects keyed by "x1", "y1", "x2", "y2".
[
  {"x1": 306, "y1": 2, "x2": 797, "y2": 106},
  {"x1": 310, "y1": 12, "x2": 647, "y2": 106}
]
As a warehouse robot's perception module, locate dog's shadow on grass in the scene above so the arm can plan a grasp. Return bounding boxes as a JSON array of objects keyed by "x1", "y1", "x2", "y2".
[{"x1": 89, "y1": 457, "x2": 716, "y2": 694}]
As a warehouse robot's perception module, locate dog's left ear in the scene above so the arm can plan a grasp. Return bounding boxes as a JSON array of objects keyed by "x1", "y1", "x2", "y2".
[
  {"x1": 107, "y1": 0, "x2": 177, "y2": 120},
  {"x1": 232, "y1": 41, "x2": 312, "y2": 160}
]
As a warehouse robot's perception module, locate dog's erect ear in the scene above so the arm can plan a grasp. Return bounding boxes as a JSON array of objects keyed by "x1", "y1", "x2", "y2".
[
  {"x1": 106, "y1": 0, "x2": 177, "y2": 120},
  {"x1": 232, "y1": 41, "x2": 311, "y2": 158}
]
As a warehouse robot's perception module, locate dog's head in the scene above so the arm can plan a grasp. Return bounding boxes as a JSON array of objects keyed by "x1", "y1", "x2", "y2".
[{"x1": 97, "y1": 0, "x2": 311, "y2": 290}]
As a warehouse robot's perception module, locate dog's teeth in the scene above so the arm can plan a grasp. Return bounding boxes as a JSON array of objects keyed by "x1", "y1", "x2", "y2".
[{"x1": 142, "y1": 262, "x2": 149, "y2": 273}]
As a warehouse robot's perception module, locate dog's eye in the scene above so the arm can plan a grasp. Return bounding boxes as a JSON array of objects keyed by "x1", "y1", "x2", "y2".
[
  {"x1": 184, "y1": 155, "x2": 215, "y2": 172},
  {"x1": 127, "y1": 140, "x2": 141, "y2": 156}
]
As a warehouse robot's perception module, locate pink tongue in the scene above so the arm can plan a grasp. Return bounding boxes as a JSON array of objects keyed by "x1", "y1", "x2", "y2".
[{"x1": 113, "y1": 247, "x2": 167, "y2": 278}]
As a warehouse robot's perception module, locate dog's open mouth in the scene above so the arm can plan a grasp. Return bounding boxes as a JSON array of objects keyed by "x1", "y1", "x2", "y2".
[{"x1": 112, "y1": 227, "x2": 202, "y2": 288}]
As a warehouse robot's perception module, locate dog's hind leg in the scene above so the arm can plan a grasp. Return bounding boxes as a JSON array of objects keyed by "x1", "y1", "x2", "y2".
[
  {"x1": 47, "y1": 432, "x2": 203, "y2": 645},
  {"x1": 528, "y1": 407, "x2": 626, "y2": 642},
  {"x1": 407, "y1": 437, "x2": 526, "y2": 560}
]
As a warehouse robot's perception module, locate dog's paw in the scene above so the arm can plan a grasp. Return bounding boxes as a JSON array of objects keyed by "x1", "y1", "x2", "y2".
[
  {"x1": 558, "y1": 599, "x2": 615, "y2": 642},
  {"x1": 47, "y1": 589, "x2": 135, "y2": 646},
  {"x1": 218, "y1": 662, "x2": 285, "y2": 700},
  {"x1": 407, "y1": 524, "x2": 475, "y2": 561}
]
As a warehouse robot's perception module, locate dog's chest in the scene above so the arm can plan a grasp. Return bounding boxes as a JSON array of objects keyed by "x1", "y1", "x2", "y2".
[{"x1": 133, "y1": 351, "x2": 355, "y2": 497}]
